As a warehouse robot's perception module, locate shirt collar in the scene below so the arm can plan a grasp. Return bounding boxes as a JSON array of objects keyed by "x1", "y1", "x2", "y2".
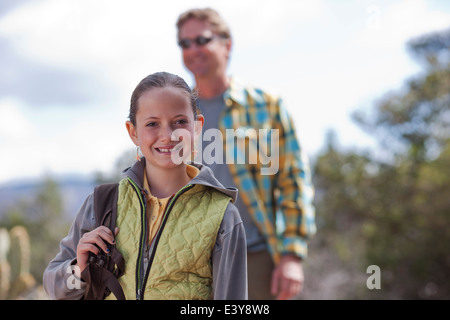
[
  {"x1": 143, "y1": 164, "x2": 200, "y2": 199},
  {"x1": 224, "y1": 76, "x2": 247, "y2": 107}
]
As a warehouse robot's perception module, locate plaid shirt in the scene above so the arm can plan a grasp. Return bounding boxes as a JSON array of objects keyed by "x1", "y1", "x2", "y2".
[{"x1": 220, "y1": 78, "x2": 316, "y2": 264}]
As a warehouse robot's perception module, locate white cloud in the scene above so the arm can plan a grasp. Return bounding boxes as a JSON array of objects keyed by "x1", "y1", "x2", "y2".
[
  {"x1": 355, "y1": 0, "x2": 450, "y2": 48},
  {"x1": 0, "y1": 98, "x2": 35, "y2": 140},
  {"x1": 218, "y1": 0, "x2": 325, "y2": 49},
  {"x1": 0, "y1": 100, "x2": 132, "y2": 182}
]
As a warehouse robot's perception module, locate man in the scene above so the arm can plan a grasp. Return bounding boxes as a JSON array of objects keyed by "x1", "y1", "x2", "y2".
[{"x1": 176, "y1": 8, "x2": 316, "y2": 300}]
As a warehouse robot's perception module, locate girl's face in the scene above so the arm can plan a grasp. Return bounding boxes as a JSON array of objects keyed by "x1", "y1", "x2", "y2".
[{"x1": 126, "y1": 86, "x2": 203, "y2": 170}]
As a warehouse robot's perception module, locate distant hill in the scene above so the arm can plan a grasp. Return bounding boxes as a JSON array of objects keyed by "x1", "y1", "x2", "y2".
[{"x1": 0, "y1": 175, "x2": 97, "y2": 222}]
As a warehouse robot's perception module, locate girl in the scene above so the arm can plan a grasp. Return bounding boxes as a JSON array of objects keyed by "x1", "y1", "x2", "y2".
[{"x1": 43, "y1": 72, "x2": 247, "y2": 300}]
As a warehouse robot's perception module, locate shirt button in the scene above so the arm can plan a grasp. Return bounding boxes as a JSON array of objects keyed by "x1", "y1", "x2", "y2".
[{"x1": 152, "y1": 216, "x2": 156, "y2": 221}]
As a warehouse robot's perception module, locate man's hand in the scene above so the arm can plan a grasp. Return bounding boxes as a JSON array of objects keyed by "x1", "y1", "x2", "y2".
[{"x1": 271, "y1": 255, "x2": 304, "y2": 300}]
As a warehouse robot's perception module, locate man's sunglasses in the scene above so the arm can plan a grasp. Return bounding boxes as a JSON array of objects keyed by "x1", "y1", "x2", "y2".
[{"x1": 178, "y1": 35, "x2": 217, "y2": 49}]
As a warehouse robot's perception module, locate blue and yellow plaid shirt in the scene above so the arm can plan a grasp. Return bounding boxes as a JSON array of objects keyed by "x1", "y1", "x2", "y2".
[{"x1": 220, "y1": 78, "x2": 316, "y2": 264}]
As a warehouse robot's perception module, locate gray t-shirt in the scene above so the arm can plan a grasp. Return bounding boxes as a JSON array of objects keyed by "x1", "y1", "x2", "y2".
[{"x1": 197, "y1": 95, "x2": 266, "y2": 252}]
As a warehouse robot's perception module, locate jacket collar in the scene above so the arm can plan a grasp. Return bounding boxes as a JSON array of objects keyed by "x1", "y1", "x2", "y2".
[
  {"x1": 122, "y1": 158, "x2": 146, "y2": 189},
  {"x1": 122, "y1": 158, "x2": 238, "y2": 203},
  {"x1": 223, "y1": 76, "x2": 248, "y2": 107}
]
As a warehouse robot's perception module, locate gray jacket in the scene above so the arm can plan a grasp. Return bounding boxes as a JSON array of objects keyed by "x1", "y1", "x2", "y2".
[{"x1": 43, "y1": 161, "x2": 248, "y2": 300}]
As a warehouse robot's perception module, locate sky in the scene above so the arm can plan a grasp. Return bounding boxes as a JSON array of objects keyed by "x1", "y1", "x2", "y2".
[{"x1": 0, "y1": 0, "x2": 449, "y2": 184}]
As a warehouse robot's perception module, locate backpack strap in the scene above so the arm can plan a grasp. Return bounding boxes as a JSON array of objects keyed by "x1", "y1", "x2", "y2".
[
  {"x1": 94, "y1": 183, "x2": 119, "y2": 229},
  {"x1": 82, "y1": 183, "x2": 126, "y2": 300}
]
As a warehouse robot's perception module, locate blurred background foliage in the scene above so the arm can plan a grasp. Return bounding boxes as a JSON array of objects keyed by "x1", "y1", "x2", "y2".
[
  {"x1": 303, "y1": 27, "x2": 450, "y2": 299},
  {"x1": 0, "y1": 28, "x2": 449, "y2": 299}
]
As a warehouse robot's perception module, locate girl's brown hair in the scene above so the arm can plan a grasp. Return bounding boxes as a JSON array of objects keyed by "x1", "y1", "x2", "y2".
[{"x1": 129, "y1": 72, "x2": 198, "y2": 126}]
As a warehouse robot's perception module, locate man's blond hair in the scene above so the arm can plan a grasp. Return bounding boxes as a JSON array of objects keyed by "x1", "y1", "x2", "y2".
[{"x1": 176, "y1": 8, "x2": 232, "y2": 41}]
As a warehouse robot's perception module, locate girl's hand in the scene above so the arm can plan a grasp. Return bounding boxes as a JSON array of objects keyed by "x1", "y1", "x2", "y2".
[{"x1": 75, "y1": 226, "x2": 119, "y2": 274}]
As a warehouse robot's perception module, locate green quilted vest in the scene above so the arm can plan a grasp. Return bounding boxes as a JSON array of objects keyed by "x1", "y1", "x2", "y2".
[{"x1": 106, "y1": 177, "x2": 231, "y2": 300}]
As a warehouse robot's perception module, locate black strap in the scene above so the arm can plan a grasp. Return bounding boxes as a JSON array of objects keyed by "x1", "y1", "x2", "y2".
[
  {"x1": 82, "y1": 183, "x2": 126, "y2": 300},
  {"x1": 94, "y1": 183, "x2": 119, "y2": 229},
  {"x1": 82, "y1": 262, "x2": 126, "y2": 300}
]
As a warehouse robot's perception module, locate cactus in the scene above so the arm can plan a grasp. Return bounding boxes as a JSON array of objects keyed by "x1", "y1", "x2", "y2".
[
  {"x1": 0, "y1": 228, "x2": 11, "y2": 299},
  {"x1": 0, "y1": 226, "x2": 37, "y2": 299}
]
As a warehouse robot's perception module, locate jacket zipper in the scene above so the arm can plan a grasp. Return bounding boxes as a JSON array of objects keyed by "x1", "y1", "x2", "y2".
[
  {"x1": 127, "y1": 177, "x2": 148, "y2": 300},
  {"x1": 138, "y1": 183, "x2": 195, "y2": 300},
  {"x1": 129, "y1": 178, "x2": 194, "y2": 300}
]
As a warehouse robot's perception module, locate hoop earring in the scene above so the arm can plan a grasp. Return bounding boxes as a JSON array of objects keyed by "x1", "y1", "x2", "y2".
[{"x1": 136, "y1": 146, "x2": 141, "y2": 162}]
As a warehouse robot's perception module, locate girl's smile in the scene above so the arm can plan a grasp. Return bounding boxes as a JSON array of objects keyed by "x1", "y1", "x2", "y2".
[{"x1": 154, "y1": 144, "x2": 183, "y2": 155}]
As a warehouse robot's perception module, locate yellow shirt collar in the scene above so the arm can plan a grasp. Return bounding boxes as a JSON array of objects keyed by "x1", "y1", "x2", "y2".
[{"x1": 143, "y1": 164, "x2": 200, "y2": 199}]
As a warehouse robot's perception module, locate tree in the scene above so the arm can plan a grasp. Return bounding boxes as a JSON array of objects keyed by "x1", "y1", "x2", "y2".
[
  {"x1": 309, "y1": 28, "x2": 450, "y2": 299},
  {"x1": 351, "y1": 28, "x2": 450, "y2": 299},
  {"x1": 353, "y1": 28, "x2": 450, "y2": 164}
]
